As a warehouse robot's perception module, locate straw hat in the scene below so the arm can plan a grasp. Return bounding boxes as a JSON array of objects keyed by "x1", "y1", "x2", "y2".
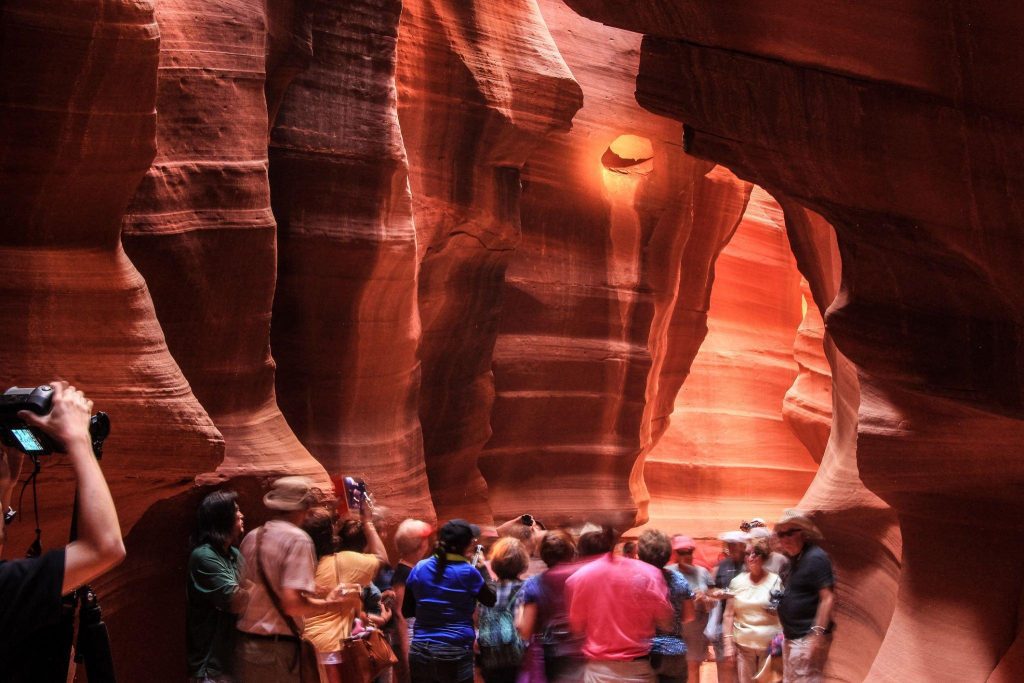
[
  {"x1": 774, "y1": 509, "x2": 823, "y2": 541},
  {"x1": 263, "y1": 476, "x2": 316, "y2": 511}
]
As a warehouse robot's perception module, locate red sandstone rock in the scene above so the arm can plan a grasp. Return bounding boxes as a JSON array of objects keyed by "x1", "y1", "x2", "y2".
[
  {"x1": 397, "y1": 0, "x2": 583, "y2": 523},
  {"x1": 562, "y1": 2, "x2": 1023, "y2": 679},
  {"x1": 781, "y1": 202, "x2": 901, "y2": 681},
  {"x1": 268, "y1": 0, "x2": 432, "y2": 524},
  {"x1": 0, "y1": 2, "x2": 225, "y2": 679},
  {"x1": 122, "y1": 0, "x2": 327, "y2": 487},
  {"x1": 640, "y1": 188, "x2": 816, "y2": 538}
]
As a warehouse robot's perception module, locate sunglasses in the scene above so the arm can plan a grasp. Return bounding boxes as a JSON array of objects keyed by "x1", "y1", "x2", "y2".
[
  {"x1": 776, "y1": 528, "x2": 802, "y2": 539},
  {"x1": 745, "y1": 551, "x2": 763, "y2": 558}
]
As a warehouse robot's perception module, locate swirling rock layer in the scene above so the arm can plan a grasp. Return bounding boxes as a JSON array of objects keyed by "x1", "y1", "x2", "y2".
[{"x1": 564, "y1": 1, "x2": 1023, "y2": 680}]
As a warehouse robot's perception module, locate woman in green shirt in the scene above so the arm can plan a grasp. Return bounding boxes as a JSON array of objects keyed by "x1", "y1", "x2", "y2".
[{"x1": 187, "y1": 491, "x2": 246, "y2": 682}]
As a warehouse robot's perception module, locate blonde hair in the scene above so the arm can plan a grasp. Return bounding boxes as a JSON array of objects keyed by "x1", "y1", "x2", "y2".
[{"x1": 488, "y1": 537, "x2": 529, "y2": 580}]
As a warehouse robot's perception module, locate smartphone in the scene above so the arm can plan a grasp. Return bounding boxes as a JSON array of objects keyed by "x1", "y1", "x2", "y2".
[{"x1": 343, "y1": 476, "x2": 367, "y2": 513}]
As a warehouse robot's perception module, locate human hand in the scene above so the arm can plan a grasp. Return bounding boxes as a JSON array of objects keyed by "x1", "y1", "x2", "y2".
[{"x1": 18, "y1": 381, "x2": 92, "y2": 452}]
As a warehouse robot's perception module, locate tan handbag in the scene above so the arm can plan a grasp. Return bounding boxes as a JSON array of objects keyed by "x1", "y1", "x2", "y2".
[{"x1": 333, "y1": 553, "x2": 397, "y2": 681}]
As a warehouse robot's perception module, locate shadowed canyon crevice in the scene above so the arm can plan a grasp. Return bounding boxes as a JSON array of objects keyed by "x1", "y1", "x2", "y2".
[{"x1": 2, "y1": 0, "x2": 1015, "y2": 681}]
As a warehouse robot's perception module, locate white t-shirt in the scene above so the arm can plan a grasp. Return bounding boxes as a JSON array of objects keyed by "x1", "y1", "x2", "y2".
[
  {"x1": 728, "y1": 571, "x2": 782, "y2": 650},
  {"x1": 237, "y1": 519, "x2": 316, "y2": 635}
]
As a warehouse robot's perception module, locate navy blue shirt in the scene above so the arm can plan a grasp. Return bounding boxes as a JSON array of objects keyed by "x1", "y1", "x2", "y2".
[
  {"x1": 778, "y1": 544, "x2": 834, "y2": 639},
  {"x1": 407, "y1": 554, "x2": 485, "y2": 646}
]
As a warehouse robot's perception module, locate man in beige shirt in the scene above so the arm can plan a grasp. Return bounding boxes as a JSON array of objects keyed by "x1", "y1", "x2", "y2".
[{"x1": 235, "y1": 477, "x2": 349, "y2": 683}]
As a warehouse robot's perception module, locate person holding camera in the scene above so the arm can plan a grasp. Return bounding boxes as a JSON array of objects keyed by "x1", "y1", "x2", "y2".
[
  {"x1": 402, "y1": 519, "x2": 497, "y2": 683},
  {"x1": 0, "y1": 381, "x2": 126, "y2": 676}
]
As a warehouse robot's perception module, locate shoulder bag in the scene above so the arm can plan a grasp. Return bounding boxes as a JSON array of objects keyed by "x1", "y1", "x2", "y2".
[
  {"x1": 255, "y1": 528, "x2": 322, "y2": 683},
  {"x1": 336, "y1": 553, "x2": 398, "y2": 681}
]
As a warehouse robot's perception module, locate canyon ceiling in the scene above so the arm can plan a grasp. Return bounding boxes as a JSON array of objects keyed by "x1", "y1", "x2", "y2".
[{"x1": 1, "y1": 0, "x2": 1019, "y2": 681}]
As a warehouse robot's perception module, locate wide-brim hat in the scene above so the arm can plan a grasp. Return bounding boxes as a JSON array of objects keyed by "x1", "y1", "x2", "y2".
[
  {"x1": 439, "y1": 518, "x2": 481, "y2": 550},
  {"x1": 774, "y1": 509, "x2": 823, "y2": 541},
  {"x1": 719, "y1": 530, "x2": 750, "y2": 545},
  {"x1": 263, "y1": 476, "x2": 316, "y2": 511},
  {"x1": 671, "y1": 534, "x2": 696, "y2": 551}
]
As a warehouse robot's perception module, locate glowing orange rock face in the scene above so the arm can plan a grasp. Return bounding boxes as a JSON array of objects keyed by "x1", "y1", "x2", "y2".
[
  {"x1": 564, "y1": 1, "x2": 1024, "y2": 680},
  {"x1": 480, "y1": 0, "x2": 754, "y2": 530},
  {"x1": 640, "y1": 188, "x2": 816, "y2": 539}
]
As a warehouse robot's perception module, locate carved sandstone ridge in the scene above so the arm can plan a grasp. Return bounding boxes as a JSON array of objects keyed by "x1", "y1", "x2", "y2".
[
  {"x1": 0, "y1": 1, "x2": 224, "y2": 679},
  {"x1": 481, "y1": 0, "x2": 731, "y2": 528},
  {"x1": 561, "y1": 1, "x2": 1021, "y2": 680},
  {"x1": 640, "y1": 187, "x2": 816, "y2": 538},
  {"x1": 781, "y1": 202, "x2": 901, "y2": 682},
  {"x1": 122, "y1": 0, "x2": 327, "y2": 487},
  {"x1": 269, "y1": 0, "x2": 432, "y2": 524},
  {"x1": 397, "y1": 0, "x2": 582, "y2": 522}
]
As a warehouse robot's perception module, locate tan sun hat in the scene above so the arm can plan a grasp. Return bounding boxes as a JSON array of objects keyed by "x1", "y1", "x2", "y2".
[
  {"x1": 774, "y1": 509, "x2": 823, "y2": 541},
  {"x1": 263, "y1": 476, "x2": 317, "y2": 511}
]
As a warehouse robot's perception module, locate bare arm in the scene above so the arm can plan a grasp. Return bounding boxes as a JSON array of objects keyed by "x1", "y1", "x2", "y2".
[
  {"x1": 279, "y1": 584, "x2": 360, "y2": 618},
  {"x1": 517, "y1": 601, "x2": 538, "y2": 641},
  {"x1": 681, "y1": 596, "x2": 695, "y2": 624},
  {"x1": 361, "y1": 517, "x2": 389, "y2": 566},
  {"x1": 722, "y1": 598, "x2": 736, "y2": 657},
  {"x1": 20, "y1": 383, "x2": 126, "y2": 595},
  {"x1": 813, "y1": 586, "x2": 835, "y2": 633}
]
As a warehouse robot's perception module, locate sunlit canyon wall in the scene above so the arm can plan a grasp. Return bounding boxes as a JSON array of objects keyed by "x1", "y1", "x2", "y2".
[
  {"x1": 4, "y1": 0, "x2": 984, "y2": 680},
  {"x1": 564, "y1": 0, "x2": 1022, "y2": 681}
]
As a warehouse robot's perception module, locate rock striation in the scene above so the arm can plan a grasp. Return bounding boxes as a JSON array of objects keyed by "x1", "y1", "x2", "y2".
[
  {"x1": 397, "y1": 0, "x2": 583, "y2": 523},
  {"x1": 268, "y1": 0, "x2": 431, "y2": 525},
  {"x1": 640, "y1": 188, "x2": 817, "y2": 539},
  {"x1": 122, "y1": 0, "x2": 327, "y2": 486},
  {"x1": 564, "y1": 1, "x2": 1023, "y2": 680}
]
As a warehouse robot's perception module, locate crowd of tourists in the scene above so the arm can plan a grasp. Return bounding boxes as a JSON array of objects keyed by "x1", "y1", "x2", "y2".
[{"x1": 187, "y1": 476, "x2": 835, "y2": 683}]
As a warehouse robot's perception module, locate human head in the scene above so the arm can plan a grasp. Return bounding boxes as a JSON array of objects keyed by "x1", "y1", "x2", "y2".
[
  {"x1": 774, "y1": 509, "x2": 822, "y2": 557},
  {"x1": 671, "y1": 534, "x2": 696, "y2": 566},
  {"x1": 193, "y1": 490, "x2": 243, "y2": 550},
  {"x1": 745, "y1": 540, "x2": 770, "y2": 571},
  {"x1": 539, "y1": 530, "x2": 576, "y2": 567},
  {"x1": 577, "y1": 524, "x2": 615, "y2": 557},
  {"x1": 263, "y1": 476, "x2": 318, "y2": 518},
  {"x1": 489, "y1": 537, "x2": 529, "y2": 580},
  {"x1": 395, "y1": 518, "x2": 433, "y2": 560},
  {"x1": 637, "y1": 529, "x2": 672, "y2": 568},
  {"x1": 720, "y1": 530, "x2": 749, "y2": 561},
  {"x1": 301, "y1": 507, "x2": 338, "y2": 559},
  {"x1": 438, "y1": 518, "x2": 481, "y2": 556},
  {"x1": 622, "y1": 541, "x2": 638, "y2": 559},
  {"x1": 338, "y1": 519, "x2": 367, "y2": 552}
]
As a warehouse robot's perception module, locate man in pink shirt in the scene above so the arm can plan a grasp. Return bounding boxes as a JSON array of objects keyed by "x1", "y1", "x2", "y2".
[{"x1": 565, "y1": 533, "x2": 674, "y2": 682}]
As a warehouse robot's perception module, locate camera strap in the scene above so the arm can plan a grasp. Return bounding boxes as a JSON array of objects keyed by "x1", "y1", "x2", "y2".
[{"x1": 15, "y1": 455, "x2": 43, "y2": 557}]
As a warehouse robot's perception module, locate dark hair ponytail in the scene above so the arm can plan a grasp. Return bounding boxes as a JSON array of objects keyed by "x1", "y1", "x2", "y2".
[{"x1": 432, "y1": 541, "x2": 449, "y2": 581}]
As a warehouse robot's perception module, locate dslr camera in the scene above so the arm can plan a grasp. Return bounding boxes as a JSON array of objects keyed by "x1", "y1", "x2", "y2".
[{"x1": 0, "y1": 385, "x2": 109, "y2": 456}]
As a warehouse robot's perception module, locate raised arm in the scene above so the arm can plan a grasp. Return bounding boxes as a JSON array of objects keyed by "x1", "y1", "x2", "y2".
[{"x1": 20, "y1": 382, "x2": 126, "y2": 595}]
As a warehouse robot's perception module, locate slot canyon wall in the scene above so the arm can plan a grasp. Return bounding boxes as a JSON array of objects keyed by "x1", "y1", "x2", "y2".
[
  {"x1": 5, "y1": 0, "x2": 1008, "y2": 681},
  {"x1": 564, "y1": 0, "x2": 1024, "y2": 681}
]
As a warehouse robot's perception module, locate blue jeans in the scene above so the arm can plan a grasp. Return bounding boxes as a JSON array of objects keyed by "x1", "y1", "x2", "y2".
[{"x1": 409, "y1": 640, "x2": 474, "y2": 683}]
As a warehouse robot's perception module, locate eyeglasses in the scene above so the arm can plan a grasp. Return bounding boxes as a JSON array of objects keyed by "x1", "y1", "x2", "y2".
[
  {"x1": 776, "y1": 528, "x2": 802, "y2": 539},
  {"x1": 745, "y1": 551, "x2": 763, "y2": 558}
]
